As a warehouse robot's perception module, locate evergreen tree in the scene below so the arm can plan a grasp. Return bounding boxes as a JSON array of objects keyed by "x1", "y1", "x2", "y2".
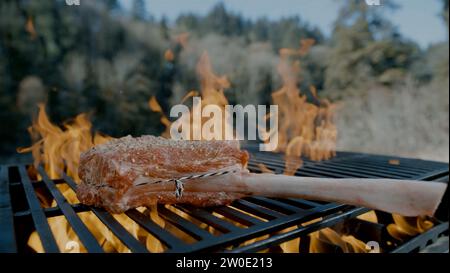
[
  {"x1": 442, "y1": 0, "x2": 449, "y2": 27},
  {"x1": 324, "y1": 0, "x2": 419, "y2": 97},
  {"x1": 131, "y1": 0, "x2": 147, "y2": 20}
]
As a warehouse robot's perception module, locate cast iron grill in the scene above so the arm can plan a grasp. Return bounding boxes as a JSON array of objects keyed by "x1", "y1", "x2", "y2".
[{"x1": 0, "y1": 150, "x2": 448, "y2": 253}]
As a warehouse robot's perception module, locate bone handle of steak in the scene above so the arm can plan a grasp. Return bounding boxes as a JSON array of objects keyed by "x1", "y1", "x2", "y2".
[
  {"x1": 182, "y1": 173, "x2": 446, "y2": 217},
  {"x1": 238, "y1": 174, "x2": 447, "y2": 217}
]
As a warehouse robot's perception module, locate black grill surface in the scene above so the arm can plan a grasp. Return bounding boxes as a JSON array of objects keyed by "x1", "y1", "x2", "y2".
[{"x1": 0, "y1": 150, "x2": 448, "y2": 253}]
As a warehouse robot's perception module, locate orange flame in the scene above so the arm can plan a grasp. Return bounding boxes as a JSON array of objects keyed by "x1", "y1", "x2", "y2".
[
  {"x1": 164, "y1": 49, "x2": 175, "y2": 62},
  {"x1": 19, "y1": 36, "x2": 431, "y2": 253},
  {"x1": 261, "y1": 40, "x2": 337, "y2": 175},
  {"x1": 19, "y1": 104, "x2": 234, "y2": 253},
  {"x1": 387, "y1": 214, "x2": 434, "y2": 241},
  {"x1": 309, "y1": 228, "x2": 369, "y2": 253},
  {"x1": 150, "y1": 51, "x2": 234, "y2": 140},
  {"x1": 25, "y1": 16, "x2": 37, "y2": 39},
  {"x1": 273, "y1": 41, "x2": 337, "y2": 160},
  {"x1": 18, "y1": 104, "x2": 111, "y2": 180},
  {"x1": 307, "y1": 211, "x2": 378, "y2": 253},
  {"x1": 18, "y1": 105, "x2": 176, "y2": 253}
]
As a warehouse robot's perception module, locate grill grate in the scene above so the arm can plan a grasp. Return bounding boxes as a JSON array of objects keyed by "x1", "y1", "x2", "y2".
[{"x1": 0, "y1": 150, "x2": 448, "y2": 253}]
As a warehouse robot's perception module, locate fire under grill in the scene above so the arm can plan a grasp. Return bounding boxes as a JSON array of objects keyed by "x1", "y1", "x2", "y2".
[{"x1": 0, "y1": 150, "x2": 448, "y2": 253}]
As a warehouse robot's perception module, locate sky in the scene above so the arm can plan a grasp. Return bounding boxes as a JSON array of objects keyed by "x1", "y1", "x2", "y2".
[{"x1": 120, "y1": 0, "x2": 448, "y2": 48}]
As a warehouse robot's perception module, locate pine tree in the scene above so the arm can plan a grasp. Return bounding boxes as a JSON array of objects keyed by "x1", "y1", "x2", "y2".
[
  {"x1": 131, "y1": 0, "x2": 147, "y2": 20},
  {"x1": 324, "y1": 0, "x2": 418, "y2": 97}
]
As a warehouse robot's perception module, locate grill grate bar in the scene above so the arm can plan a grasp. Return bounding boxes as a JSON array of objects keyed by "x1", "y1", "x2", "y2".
[
  {"x1": 327, "y1": 161, "x2": 427, "y2": 176},
  {"x1": 331, "y1": 153, "x2": 440, "y2": 171},
  {"x1": 14, "y1": 203, "x2": 90, "y2": 218},
  {"x1": 251, "y1": 156, "x2": 389, "y2": 178},
  {"x1": 245, "y1": 196, "x2": 304, "y2": 214},
  {"x1": 2, "y1": 149, "x2": 448, "y2": 253},
  {"x1": 283, "y1": 198, "x2": 322, "y2": 208},
  {"x1": 158, "y1": 205, "x2": 215, "y2": 241},
  {"x1": 10, "y1": 178, "x2": 67, "y2": 188},
  {"x1": 340, "y1": 156, "x2": 440, "y2": 170},
  {"x1": 0, "y1": 167, "x2": 17, "y2": 253},
  {"x1": 174, "y1": 205, "x2": 241, "y2": 233},
  {"x1": 251, "y1": 154, "x2": 419, "y2": 178},
  {"x1": 295, "y1": 169, "x2": 356, "y2": 178},
  {"x1": 332, "y1": 152, "x2": 442, "y2": 167},
  {"x1": 36, "y1": 166, "x2": 104, "y2": 253},
  {"x1": 91, "y1": 209, "x2": 149, "y2": 253},
  {"x1": 125, "y1": 209, "x2": 186, "y2": 250},
  {"x1": 210, "y1": 206, "x2": 265, "y2": 226},
  {"x1": 249, "y1": 160, "x2": 346, "y2": 178},
  {"x1": 232, "y1": 199, "x2": 284, "y2": 220},
  {"x1": 252, "y1": 151, "x2": 433, "y2": 175},
  {"x1": 301, "y1": 164, "x2": 387, "y2": 178},
  {"x1": 248, "y1": 157, "x2": 420, "y2": 180},
  {"x1": 63, "y1": 173, "x2": 149, "y2": 253},
  {"x1": 226, "y1": 207, "x2": 370, "y2": 253},
  {"x1": 317, "y1": 162, "x2": 422, "y2": 177},
  {"x1": 169, "y1": 203, "x2": 346, "y2": 253},
  {"x1": 302, "y1": 161, "x2": 414, "y2": 178},
  {"x1": 412, "y1": 168, "x2": 450, "y2": 181},
  {"x1": 17, "y1": 165, "x2": 59, "y2": 253},
  {"x1": 390, "y1": 222, "x2": 449, "y2": 253}
]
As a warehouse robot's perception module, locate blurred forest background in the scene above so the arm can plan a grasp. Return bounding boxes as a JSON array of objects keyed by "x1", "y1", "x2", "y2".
[{"x1": 0, "y1": 0, "x2": 448, "y2": 162}]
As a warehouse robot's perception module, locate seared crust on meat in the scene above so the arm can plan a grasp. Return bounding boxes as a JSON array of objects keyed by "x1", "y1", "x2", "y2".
[{"x1": 77, "y1": 135, "x2": 249, "y2": 213}]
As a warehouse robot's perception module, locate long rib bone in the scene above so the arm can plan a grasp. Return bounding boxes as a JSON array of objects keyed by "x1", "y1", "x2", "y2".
[{"x1": 134, "y1": 170, "x2": 447, "y2": 217}]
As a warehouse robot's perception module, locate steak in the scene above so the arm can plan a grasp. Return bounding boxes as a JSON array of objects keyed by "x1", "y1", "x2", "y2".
[
  {"x1": 77, "y1": 135, "x2": 249, "y2": 213},
  {"x1": 77, "y1": 135, "x2": 446, "y2": 216}
]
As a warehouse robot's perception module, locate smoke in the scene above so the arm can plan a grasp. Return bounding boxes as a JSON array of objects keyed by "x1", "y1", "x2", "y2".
[
  {"x1": 336, "y1": 79, "x2": 449, "y2": 162},
  {"x1": 176, "y1": 34, "x2": 280, "y2": 105},
  {"x1": 173, "y1": 34, "x2": 449, "y2": 162}
]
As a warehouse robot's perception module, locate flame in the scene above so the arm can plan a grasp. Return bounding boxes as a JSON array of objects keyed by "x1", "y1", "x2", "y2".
[
  {"x1": 258, "y1": 40, "x2": 337, "y2": 176},
  {"x1": 25, "y1": 16, "x2": 37, "y2": 39},
  {"x1": 164, "y1": 49, "x2": 175, "y2": 62},
  {"x1": 150, "y1": 42, "x2": 337, "y2": 253},
  {"x1": 19, "y1": 36, "x2": 430, "y2": 253},
  {"x1": 387, "y1": 214, "x2": 434, "y2": 241},
  {"x1": 150, "y1": 42, "x2": 434, "y2": 254},
  {"x1": 309, "y1": 212, "x2": 434, "y2": 253},
  {"x1": 18, "y1": 104, "x2": 111, "y2": 180},
  {"x1": 309, "y1": 228, "x2": 369, "y2": 253},
  {"x1": 18, "y1": 105, "x2": 177, "y2": 253},
  {"x1": 150, "y1": 51, "x2": 234, "y2": 140},
  {"x1": 268, "y1": 40, "x2": 337, "y2": 175},
  {"x1": 388, "y1": 159, "x2": 400, "y2": 165},
  {"x1": 307, "y1": 211, "x2": 379, "y2": 253},
  {"x1": 20, "y1": 104, "x2": 234, "y2": 252},
  {"x1": 357, "y1": 210, "x2": 378, "y2": 223}
]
